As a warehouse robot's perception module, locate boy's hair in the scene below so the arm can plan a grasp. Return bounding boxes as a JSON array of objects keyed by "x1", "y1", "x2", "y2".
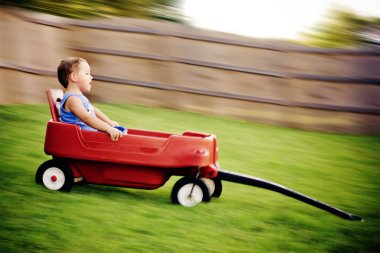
[{"x1": 57, "y1": 57, "x2": 87, "y2": 88}]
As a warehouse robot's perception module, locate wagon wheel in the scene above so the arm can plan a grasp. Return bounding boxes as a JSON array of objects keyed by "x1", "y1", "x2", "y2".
[
  {"x1": 36, "y1": 159, "x2": 73, "y2": 191},
  {"x1": 212, "y1": 177, "x2": 223, "y2": 198},
  {"x1": 200, "y1": 177, "x2": 222, "y2": 198},
  {"x1": 171, "y1": 176, "x2": 210, "y2": 207},
  {"x1": 200, "y1": 178, "x2": 215, "y2": 196}
]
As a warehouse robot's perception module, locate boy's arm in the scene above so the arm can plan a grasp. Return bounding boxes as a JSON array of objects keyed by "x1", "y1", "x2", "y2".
[
  {"x1": 66, "y1": 96, "x2": 122, "y2": 141},
  {"x1": 93, "y1": 106, "x2": 118, "y2": 127}
]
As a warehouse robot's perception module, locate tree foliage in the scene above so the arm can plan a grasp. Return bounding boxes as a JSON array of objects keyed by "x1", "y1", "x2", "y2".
[
  {"x1": 0, "y1": 0, "x2": 185, "y2": 23},
  {"x1": 301, "y1": 9, "x2": 380, "y2": 48}
]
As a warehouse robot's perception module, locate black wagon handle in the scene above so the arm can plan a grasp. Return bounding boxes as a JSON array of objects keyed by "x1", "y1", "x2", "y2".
[{"x1": 217, "y1": 169, "x2": 363, "y2": 221}]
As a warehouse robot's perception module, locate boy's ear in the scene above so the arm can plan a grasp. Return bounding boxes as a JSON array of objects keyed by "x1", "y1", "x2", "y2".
[{"x1": 69, "y1": 72, "x2": 77, "y2": 82}]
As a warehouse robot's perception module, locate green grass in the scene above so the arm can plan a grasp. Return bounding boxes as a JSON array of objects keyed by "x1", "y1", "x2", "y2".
[{"x1": 0, "y1": 103, "x2": 379, "y2": 253}]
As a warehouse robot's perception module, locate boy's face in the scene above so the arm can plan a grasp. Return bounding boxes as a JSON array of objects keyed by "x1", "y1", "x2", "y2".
[{"x1": 75, "y1": 61, "x2": 93, "y2": 93}]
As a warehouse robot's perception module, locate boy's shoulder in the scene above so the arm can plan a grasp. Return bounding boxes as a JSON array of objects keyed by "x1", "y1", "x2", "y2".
[
  {"x1": 63, "y1": 93, "x2": 92, "y2": 111},
  {"x1": 63, "y1": 93, "x2": 88, "y2": 102}
]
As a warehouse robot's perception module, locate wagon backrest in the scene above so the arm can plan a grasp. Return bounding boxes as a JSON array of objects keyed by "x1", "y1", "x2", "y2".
[{"x1": 46, "y1": 89, "x2": 63, "y2": 122}]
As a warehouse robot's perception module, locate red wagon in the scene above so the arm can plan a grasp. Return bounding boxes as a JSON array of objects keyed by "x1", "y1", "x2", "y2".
[
  {"x1": 36, "y1": 89, "x2": 362, "y2": 220},
  {"x1": 36, "y1": 89, "x2": 222, "y2": 207}
]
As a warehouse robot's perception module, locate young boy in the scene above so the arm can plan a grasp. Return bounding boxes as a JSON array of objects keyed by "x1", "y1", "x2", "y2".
[{"x1": 57, "y1": 57, "x2": 123, "y2": 141}]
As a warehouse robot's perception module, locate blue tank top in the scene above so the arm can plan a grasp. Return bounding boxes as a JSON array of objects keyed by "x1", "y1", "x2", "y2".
[{"x1": 60, "y1": 93, "x2": 97, "y2": 131}]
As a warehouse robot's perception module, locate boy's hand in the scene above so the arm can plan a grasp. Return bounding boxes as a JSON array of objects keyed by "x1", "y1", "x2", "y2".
[{"x1": 106, "y1": 127, "x2": 123, "y2": 141}]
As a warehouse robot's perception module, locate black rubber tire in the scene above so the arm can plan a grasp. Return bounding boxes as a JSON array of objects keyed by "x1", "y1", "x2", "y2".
[
  {"x1": 35, "y1": 159, "x2": 74, "y2": 192},
  {"x1": 211, "y1": 177, "x2": 223, "y2": 198},
  {"x1": 171, "y1": 176, "x2": 210, "y2": 206}
]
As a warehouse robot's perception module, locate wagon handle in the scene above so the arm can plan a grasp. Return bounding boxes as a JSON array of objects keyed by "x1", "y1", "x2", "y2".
[{"x1": 218, "y1": 169, "x2": 363, "y2": 221}]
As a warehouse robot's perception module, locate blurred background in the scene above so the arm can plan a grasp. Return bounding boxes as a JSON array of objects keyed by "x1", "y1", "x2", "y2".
[
  {"x1": 1, "y1": 2, "x2": 380, "y2": 252},
  {"x1": 0, "y1": 0, "x2": 379, "y2": 134}
]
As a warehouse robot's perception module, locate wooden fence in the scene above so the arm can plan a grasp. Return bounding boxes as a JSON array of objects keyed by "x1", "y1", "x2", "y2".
[{"x1": 1, "y1": 7, "x2": 379, "y2": 134}]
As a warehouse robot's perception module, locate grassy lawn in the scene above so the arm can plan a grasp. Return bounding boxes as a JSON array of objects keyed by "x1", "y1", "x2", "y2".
[{"x1": 0, "y1": 103, "x2": 379, "y2": 252}]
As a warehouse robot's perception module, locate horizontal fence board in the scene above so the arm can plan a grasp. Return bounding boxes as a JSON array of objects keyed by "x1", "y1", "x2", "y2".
[{"x1": 1, "y1": 7, "x2": 380, "y2": 134}]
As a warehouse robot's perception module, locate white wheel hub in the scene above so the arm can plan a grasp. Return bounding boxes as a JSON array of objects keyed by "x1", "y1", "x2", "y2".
[
  {"x1": 177, "y1": 183, "x2": 203, "y2": 207},
  {"x1": 200, "y1": 178, "x2": 215, "y2": 196},
  {"x1": 42, "y1": 167, "x2": 65, "y2": 190}
]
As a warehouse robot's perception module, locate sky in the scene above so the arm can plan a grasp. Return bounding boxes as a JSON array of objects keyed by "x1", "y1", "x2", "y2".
[{"x1": 180, "y1": 0, "x2": 380, "y2": 39}]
